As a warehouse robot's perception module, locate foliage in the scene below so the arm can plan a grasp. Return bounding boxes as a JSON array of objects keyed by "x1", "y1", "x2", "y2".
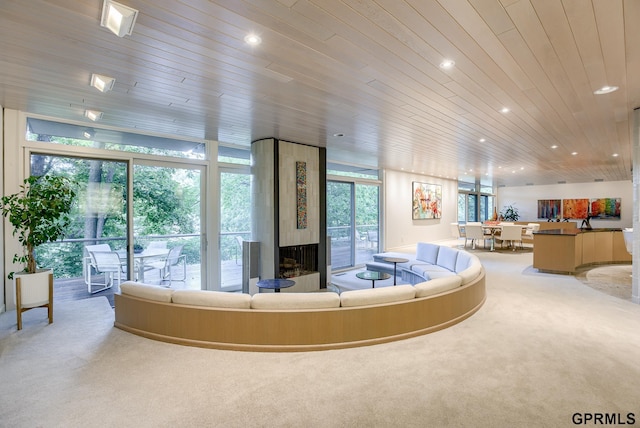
[
  {"x1": 1, "y1": 175, "x2": 76, "y2": 278},
  {"x1": 500, "y1": 204, "x2": 520, "y2": 221}
]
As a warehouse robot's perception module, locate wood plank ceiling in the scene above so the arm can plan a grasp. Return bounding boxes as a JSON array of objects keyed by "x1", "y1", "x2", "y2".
[{"x1": 0, "y1": 0, "x2": 638, "y2": 186}]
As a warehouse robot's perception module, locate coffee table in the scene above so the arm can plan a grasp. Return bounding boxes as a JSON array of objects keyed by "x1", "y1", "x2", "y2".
[
  {"x1": 257, "y1": 278, "x2": 295, "y2": 293},
  {"x1": 382, "y1": 257, "x2": 409, "y2": 285},
  {"x1": 356, "y1": 271, "x2": 391, "y2": 288}
]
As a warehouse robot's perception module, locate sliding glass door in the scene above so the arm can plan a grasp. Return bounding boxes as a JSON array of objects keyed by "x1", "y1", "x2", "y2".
[
  {"x1": 219, "y1": 169, "x2": 251, "y2": 291},
  {"x1": 132, "y1": 162, "x2": 204, "y2": 288},
  {"x1": 327, "y1": 180, "x2": 380, "y2": 270},
  {"x1": 30, "y1": 154, "x2": 129, "y2": 299},
  {"x1": 29, "y1": 153, "x2": 205, "y2": 303}
]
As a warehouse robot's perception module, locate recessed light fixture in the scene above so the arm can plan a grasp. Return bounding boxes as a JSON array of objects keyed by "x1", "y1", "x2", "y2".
[
  {"x1": 594, "y1": 85, "x2": 619, "y2": 95},
  {"x1": 439, "y1": 59, "x2": 455, "y2": 69},
  {"x1": 244, "y1": 33, "x2": 262, "y2": 46},
  {"x1": 479, "y1": 138, "x2": 486, "y2": 143},
  {"x1": 612, "y1": 153, "x2": 619, "y2": 157},
  {"x1": 90, "y1": 73, "x2": 115, "y2": 92},
  {"x1": 84, "y1": 109, "x2": 103, "y2": 121},
  {"x1": 100, "y1": 0, "x2": 138, "y2": 37},
  {"x1": 571, "y1": 152, "x2": 578, "y2": 156},
  {"x1": 500, "y1": 107, "x2": 510, "y2": 113},
  {"x1": 551, "y1": 145, "x2": 558, "y2": 149}
]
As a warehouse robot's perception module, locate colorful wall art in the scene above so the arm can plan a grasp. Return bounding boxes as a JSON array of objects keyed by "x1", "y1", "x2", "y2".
[
  {"x1": 537, "y1": 199, "x2": 561, "y2": 219},
  {"x1": 412, "y1": 182, "x2": 442, "y2": 220},
  {"x1": 296, "y1": 161, "x2": 307, "y2": 229},
  {"x1": 562, "y1": 198, "x2": 590, "y2": 219},
  {"x1": 590, "y1": 198, "x2": 621, "y2": 219}
]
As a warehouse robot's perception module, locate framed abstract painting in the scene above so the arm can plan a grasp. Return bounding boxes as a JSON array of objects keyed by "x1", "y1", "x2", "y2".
[{"x1": 412, "y1": 182, "x2": 442, "y2": 220}]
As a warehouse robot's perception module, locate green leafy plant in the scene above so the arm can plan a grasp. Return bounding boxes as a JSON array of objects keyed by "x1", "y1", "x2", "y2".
[
  {"x1": 500, "y1": 204, "x2": 520, "y2": 221},
  {"x1": 1, "y1": 175, "x2": 76, "y2": 278}
]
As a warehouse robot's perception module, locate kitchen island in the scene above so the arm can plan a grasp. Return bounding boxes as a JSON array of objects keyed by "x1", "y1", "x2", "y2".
[{"x1": 533, "y1": 228, "x2": 631, "y2": 274}]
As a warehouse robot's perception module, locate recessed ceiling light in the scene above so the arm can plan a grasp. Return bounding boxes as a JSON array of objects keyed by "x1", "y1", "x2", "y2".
[
  {"x1": 500, "y1": 107, "x2": 510, "y2": 113},
  {"x1": 551, "y1": 145, "x2": 558, "y2": 149},
  {"x1": 612, "y1": 153, "x2": 619, "y2": 157},
  {"x1": 594, "y1": 85, "x2": 619, "y2": 95},
  {"x1": 244, "y1": 33, "x2": 262, "y2": 46},
  {"x1": 90, "y1": 73, "x2": 115, "y2": 92},
  {"x1": 84, "y1": 109, "x2": 103, "y2": 121},
  {"x1": 439, "y1": 59, "x2": 455, "y2": 69},
  {"x1": 479, "y1": 138, "x2": 486, "y2": 142},
  {"x1": 571, "y1": 152, "x2": 578, "y2": 156},
  {"x1": 100, "y1": 0, "x2": 138, "y2": 37}
]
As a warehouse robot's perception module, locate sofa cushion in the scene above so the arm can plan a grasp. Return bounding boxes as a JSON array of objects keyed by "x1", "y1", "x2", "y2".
[
  {"x1": 455, "y1": 251, "x2": 474, "y2": 272},
  {"x1": 172, "y1": 289, "x2": 251, "y2": 309},
  {"x1": 416, "y1": 243, "x2": 440, "y2": 265},
  {"x1": 251, "y1": 292, "x2": 340, "y2": 309},
  {"x1": 457, "y1": 260, "x2": 483, "y2": 284},
  {"x1": 120, "y1": 281, "x2": 174, "y2": 303},
  {"x1": 414, "y1": 276, "x2": 462, "y2": 298},
  {"x1": 410, "y1": 264, "x2": 448, "y2": 278},
  {"x1": 340, "y1": 284, "x2": 416, "y2": 307},
  {"x1": 436, "y1": 246, "x2": 459, "y2": 272}
]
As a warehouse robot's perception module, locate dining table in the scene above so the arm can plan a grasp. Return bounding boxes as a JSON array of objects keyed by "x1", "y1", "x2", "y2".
[
  {"x1": 481, "y1": 222, "x2": 503, "y2": 252},
  {"x1": 117, "y1": 248, "x2": 170, "y2": 282}
]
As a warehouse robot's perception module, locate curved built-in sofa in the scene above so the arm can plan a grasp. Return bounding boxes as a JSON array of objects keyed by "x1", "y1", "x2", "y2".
[{"x1": 114, "y1": 243, "x2": 486, "y2": 352}]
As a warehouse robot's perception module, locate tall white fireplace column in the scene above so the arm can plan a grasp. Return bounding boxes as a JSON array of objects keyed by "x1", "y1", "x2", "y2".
[{"x1": 251, "y1": 138, "x2": 327, "y2": 292}]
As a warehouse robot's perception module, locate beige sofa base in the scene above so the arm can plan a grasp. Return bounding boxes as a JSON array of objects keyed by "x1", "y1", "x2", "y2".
[{"x1": 114, "y1": 271, "x2": 485, "y2": 352}]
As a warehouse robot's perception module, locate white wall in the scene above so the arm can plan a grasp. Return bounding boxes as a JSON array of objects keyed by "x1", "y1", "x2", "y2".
[
  {"x1": 497, "y1": 181, "x2": 633, "y2": 229},
  {"x1": 0, "y1": 106, "x2": 4, "y2": 314},
  {"x1": 383, "y1": 170, "x2": 458, "y2": 251}
]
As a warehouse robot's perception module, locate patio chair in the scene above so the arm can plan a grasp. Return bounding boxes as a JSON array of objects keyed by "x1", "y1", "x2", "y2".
[
  {"x1": 235, "y1": 236, "x2": 244, "y2": 265},
  {"x1": 366, "y1": 230, "x2": 378, "y2": 249},
  {"x1": 147, "y1": 245, "x2": 186, "y2": 286},
  {"x1": 84, "y1": 244, "x2": 111, "y2": 290},
  {"x1": 88, "y1": 250, "x2": 126, "y2": 294}
]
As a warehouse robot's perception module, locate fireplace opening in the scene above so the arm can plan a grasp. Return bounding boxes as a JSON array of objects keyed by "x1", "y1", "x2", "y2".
[{"x1": 279, "y1": 244, "x2": 318, "y2": 279}]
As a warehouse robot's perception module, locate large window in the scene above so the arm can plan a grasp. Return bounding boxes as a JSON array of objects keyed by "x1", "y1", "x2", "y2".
[
  {"x1": 23, "y1": 118, "x2": 207, "y2": 304},
  {"x1": 458, "y1": 180, "x2": 494, "y2": 223}
]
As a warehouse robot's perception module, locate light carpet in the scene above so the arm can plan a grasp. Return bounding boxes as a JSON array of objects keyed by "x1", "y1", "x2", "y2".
[{"x1": 1, "y1": 247, "x2": 640, "y2": 428}]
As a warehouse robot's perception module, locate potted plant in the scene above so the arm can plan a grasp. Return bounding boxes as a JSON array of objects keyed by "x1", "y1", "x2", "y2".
[
  {"x1": 500, "y1": 204, "x2": 520, "y2": 221},
  {"x1": 2, "y1": 175, "x2": 76, "y2": 328}
]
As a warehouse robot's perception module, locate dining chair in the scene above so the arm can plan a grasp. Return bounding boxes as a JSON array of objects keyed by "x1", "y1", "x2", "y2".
[
  {"x1": 524, "y1": 223, "x2": 540, "y2": 239},
  {"x1": 623, "y1": 228, "x2": 633, "y2": 255},
  {"x1": 464, "y1": 224, "x2": 490, "y2": 249},
  {"x1": 88, "y1": 250, "x2": 127, "y2": 293},
  {"x1": 498, "y1": 225, "x2": 524, "y2": 251},
  {"x1": 456, "y1": 224, "x2": 468, "y2": 247}
]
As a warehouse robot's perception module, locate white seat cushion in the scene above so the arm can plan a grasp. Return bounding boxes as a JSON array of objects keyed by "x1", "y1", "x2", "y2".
[
  {"x1": 251, "y1": 292, "x2": 340, "y2": 309},
  {"x1": 340, "y1": 284, "x2": 416, "y2": 307},
  {"x1": 172, "y1": 289, "x2": 251, "y2": 309},
  {"x1": 414, "y1": 276, "x2": 462, "y2": 298},
  {"x1": 120, "y1": 281, "x2": 174, "y2": 303}
]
